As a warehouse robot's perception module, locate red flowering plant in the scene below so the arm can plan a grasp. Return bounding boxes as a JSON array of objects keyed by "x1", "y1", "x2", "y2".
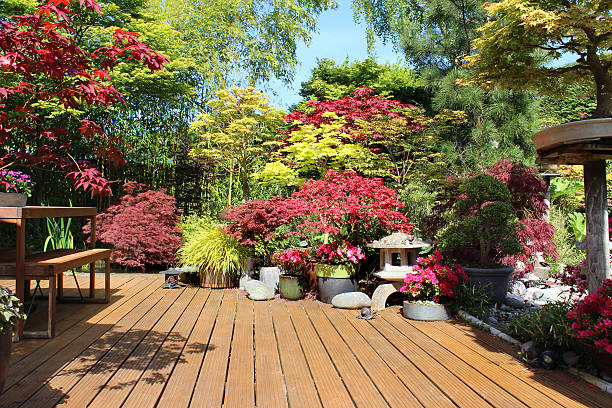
[
  {"x1": 554, "y1": 260, "x2": 588, "y2": 298},
  {"x1": 284, "y1": 170, "x2": 414, "y2": 266},
  {"x1": 568, "y1": 278, "x2": 612, "y2": 355},
  {"x1": 273, "y1": 249, "x2": 309, "y2": 276},
  {"x1": 400, "y1": 250, "x2": 467, "y2": 303}
]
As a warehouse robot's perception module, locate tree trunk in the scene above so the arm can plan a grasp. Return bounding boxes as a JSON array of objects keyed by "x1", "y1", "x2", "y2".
[
  {"x1": 592, "y1": 66, "x2": 612, "y2": 119},
  {"x1": 239, "y1": 168, "x2": 250, "y2": 202}
]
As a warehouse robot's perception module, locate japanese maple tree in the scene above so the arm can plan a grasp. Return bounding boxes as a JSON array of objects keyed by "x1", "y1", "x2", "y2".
[
  {"x1": 83, "y1": 182, "x2": 182, "y2": 269},
  {"x1": 286, "y1": 170, "x2": 414, "y2": 247},
  {"x1": 0, "y1": 0, "x2": 168, "y2": 197}
]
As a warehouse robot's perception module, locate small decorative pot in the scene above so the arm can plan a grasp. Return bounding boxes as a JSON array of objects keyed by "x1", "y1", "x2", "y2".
[
  {"x1": 0, "y1": 192, "x2": 27, "y2": 207},
  {"x1": 402, "y1": 301, "x2": 452, "y2": 321},
  {"x1": 0, "y1": 328, "x2": 12, "y2": 392},
  {"x1": 279, "y1": 274, "x2": 304, "y2": 300}
]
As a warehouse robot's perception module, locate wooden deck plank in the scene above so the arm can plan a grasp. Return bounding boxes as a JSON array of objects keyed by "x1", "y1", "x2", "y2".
[
  {"x1": 224, "y1": 293, "x2": 255, "y2": 408},
  {"x1": 121, "y1": 288, "x2": 211, "y2": 408},
  {"x1": 271, "y1": 299, "x2": 322, "y2": 408},
  {"x1": 87, "y1": 287, "x2": 199, "y2": 408},
  {"x1": 17, "y1": 281, "x2": 180, "y2": 408},
  {"x1": 189, "y1": 290, "x2": 237, "y2": 408},
  {"x1": 321, "y1": 305, "x2": 423, "y2": 408},
  {"x1": 410, "y1": 318, "x2": 569, "y2": 408},
  {"x1": 253, "y1": 300, "x2": 288, "y2": 408},
  {"x1": 156, "y1": 289, "x2": 224, "y2": 408},
  {"x1": 8, "y1": 274, "x2": 138, "y2": 366},
  {"x1": 286, "y1": 301, "x2": 355, "y2": 408},
  {"x1": 0, "y1": 276, "x2": 161, "y2": 408},
  {"x1": 448, "y1": 320, "x2": 612, "y2": 408},
  {"x1": 382, "y1": 310, "x2": 528, "y2": 408},
  {"x1": 54, "y1": 287, "x2": 188, "y2": 408},
  {"x1": 332, "y1": 307, "x2": 456, "y2": 408},
  {"x1": 302, "y1": 301, "x2": 389, "y2": 408}
]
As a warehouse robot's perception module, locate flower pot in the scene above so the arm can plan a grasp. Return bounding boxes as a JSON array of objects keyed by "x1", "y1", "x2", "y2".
[
  {"x1": 315, "y1": 263, "x2": 356, "y2": 279},
  {"x1": 462, "y1": 266, "x2": 513, "y2": 305},
  {"x1": 0, "y1": 192, "x2": 27, "y2": 207},
  {"x1": 260, "y1": 266, "x2": 281, "y2": 291},
  {"x1": 315, "y1": 263, "x2": 359, "y2": 303},
  {"x1": 200, "y1": 270, "x2": 236, "y2": 288},
  {"x1": 0, "y1": 328, "x2": 12, "y2": 392},
  {"x1": 279, "y1": 274, "x2": 304, "y2": 300},
  {"x1": 403, "y1": 301, "x2": 452, "y2": 321}
]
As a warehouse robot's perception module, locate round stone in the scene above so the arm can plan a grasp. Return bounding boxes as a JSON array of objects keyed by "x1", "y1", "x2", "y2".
[{"x1": 331, "y1": 292, "x2": 371, "y2": 309}]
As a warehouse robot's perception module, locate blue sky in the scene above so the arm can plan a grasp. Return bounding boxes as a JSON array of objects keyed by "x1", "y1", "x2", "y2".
[{"x1": 267, "y1": 1, "x2": 404, "y2": 111}]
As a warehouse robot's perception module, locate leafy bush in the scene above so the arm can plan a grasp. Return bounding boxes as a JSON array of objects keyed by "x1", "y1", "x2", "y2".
[
  {"x1": 84, "y1": 182, "x2": 182, "y2": 270},
  {"x1": 453, "y1": 281, "x2": 493, "y2": 320},
  {"x1": 1, "y1": 286, "x2": 26, "y2": 334},
  {"x1": 436, "y1": 173, "x2": 522, "y2": 266},
  {"x1": 506, "y1": 302, "x2": 577, "y2": 351},
  {"x1": 177, "y1": 220, "x2": 249, "y2": 283}
]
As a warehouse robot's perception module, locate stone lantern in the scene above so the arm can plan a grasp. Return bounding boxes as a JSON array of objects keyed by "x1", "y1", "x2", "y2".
[{"x1": 368, "y1": 232, "x2": 431, "y2": 311}]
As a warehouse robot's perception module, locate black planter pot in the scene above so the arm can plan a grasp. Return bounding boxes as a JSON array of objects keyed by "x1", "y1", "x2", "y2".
[
  {"x1": 462, "y1": 266, "x2": 513, "y2": 305},
  {"x1": 317, "y1": 277, "x2": 359, "y2": 304},
  {"x1": 0, "y1": 328, "x2": 12, "y2": 392}
]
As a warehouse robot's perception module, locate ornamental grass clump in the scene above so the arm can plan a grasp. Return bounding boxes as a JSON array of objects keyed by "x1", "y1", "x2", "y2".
[
  {"x1": 568, "y1": 278, "x2": 612, "y2": 355},
  {"x1": 401, "y1": 250, "x2": 467, "y2": 303}
]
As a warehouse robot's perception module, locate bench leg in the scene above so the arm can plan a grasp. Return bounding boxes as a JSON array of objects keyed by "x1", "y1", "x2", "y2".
[
  {"x1": 89, "y1": 262, "x2": 96, "y2": 298},
  {"x1": 24, "y1": 280, "x2": 31, "y2": 298},
  {"x1": 48, "y1": 275, "x2": 56, "y2": 338},
  {"x1": 105, "y1": 258, "x2": 110, "y2": 303}
]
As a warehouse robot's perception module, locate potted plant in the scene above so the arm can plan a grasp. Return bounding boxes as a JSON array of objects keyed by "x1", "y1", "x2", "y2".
[
  {"x1": 0, "y1": 169, "x2": 34, "y2": 207},
  {"x1": 568, "y1": 278, "x2": 612, "y2": 376},
  {"x1": 177, "y1": 220, "x2": 249, "y2": 288},
  {"x1": 435, "y1": 173, "x2": 523, "y2": 304},
  {"x1": 273, "y1": 249, "x2": 309, "y2": 300},
  {"x1": 1, "y1": 286, "x2": 26, "y2": 392},
  {"x1": 287, "y1": 170, "x2": 414, "y2": 303},
  {"x1": 401, "y1": 250, "x2": 467, "y2": 321}
]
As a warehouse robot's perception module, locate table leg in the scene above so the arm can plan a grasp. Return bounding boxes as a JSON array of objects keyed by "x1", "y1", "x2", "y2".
[
  {"x1": 57, "y1": 272, "x2": 64, "y2": 300},
  {"x1": 15, "y1": 218, "x2": 25, "y2": 341},
  {"x1": 105, "y1": 259, "x2": 110, "y2": 303},
  {"x1": 48, "y1": 275, "x2": 56, "y2": 338}
]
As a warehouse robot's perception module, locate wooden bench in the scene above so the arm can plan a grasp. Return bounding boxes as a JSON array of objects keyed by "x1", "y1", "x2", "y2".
[{"x1": 0, "y1": 248, "x2": 111, "y2": 338}]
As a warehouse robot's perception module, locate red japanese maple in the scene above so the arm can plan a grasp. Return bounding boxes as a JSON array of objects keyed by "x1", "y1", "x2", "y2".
[
  {"x1": 83, "y1": 182, "x2": 182, "y2": 269},
  {"x1": 285, "y1": 87, "x2": 424, "y2": 140},
  {"x1": 286, "y1": 170, "x2": 414, "y2": 246},
  {"x1": 0, "y1": 0, "x2": 168, "y2": 197}
]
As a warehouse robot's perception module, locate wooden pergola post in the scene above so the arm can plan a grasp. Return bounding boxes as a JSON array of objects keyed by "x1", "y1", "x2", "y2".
[{"x1": 584, "y1": 159, "x2": 611, "y2": 293}]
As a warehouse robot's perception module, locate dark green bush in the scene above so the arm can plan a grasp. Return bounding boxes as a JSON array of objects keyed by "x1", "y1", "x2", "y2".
[{"x1": 453, "y1": 281, "x2": 492, "y2": 320}]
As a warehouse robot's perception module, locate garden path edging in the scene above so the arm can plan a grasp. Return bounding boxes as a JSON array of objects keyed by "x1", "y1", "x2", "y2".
[{"x1": 458, "y1": 310, "x2": 612, "y2": 394}]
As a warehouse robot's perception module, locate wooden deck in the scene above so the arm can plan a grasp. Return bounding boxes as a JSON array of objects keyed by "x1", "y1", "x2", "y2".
[{"x1": 1, "y1": 273, "x2": 611, "y2": 408}]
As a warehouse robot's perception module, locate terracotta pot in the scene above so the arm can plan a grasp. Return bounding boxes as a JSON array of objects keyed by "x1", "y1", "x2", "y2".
[{"x1": 402, "y1": 301, "x2": 452, "y2": 321}]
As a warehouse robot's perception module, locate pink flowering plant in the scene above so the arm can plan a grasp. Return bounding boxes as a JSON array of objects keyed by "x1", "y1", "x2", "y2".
[
  {"x1": 317, "y1": 241, "x2": 365, "y2": 265},
  {"x1": 400, "y1": 250, "x2": 467, "y2": 303},
  {"x1": 273, "y1": 249, "x2": 309, "y2": 276},
  {"x1": 0, "y1": 169, "x2": 34, "y2": 196},
  {"x1": 568, "y1": 278, "x2": 612, "y2": 355}
]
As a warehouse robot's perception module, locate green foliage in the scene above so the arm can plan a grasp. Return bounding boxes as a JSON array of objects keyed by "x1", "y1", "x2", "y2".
[
  {"x1": 547, "y1": 208, "x2": 585, "y2": 275},
  {"x1": 298, "y1": 58, "x2": 427, "y2": 106},
  {"x1": 44, "y1": 218, "x2": 74, "y2": 252},
  {"x1": 538, "y1": 83, "x2": 597, "y2": 127},
  {"x1": 0, "y1": 286, "x2": 26, "y2": 334},
  {"x1": 550, "y1": 176, "x2": 584, "y2": 212},
  {"x1": 177, "y1": 219, "x2": 249, "y2": 281},
  {"x1": 436, "y1": 174, "x2": 522, "y2": 266},
  {"x1": 452, "y1": 281, "x2": 492, "y2": 320},
  {"x1": 190, "y1": 87, "x2": 286, "y2": 202},
  {"x1": 505, "y1": 301, "x2": 577, "y2": 351},
  {"x1": 566, "y1": 212, "x2": 586, "y2": 243}
]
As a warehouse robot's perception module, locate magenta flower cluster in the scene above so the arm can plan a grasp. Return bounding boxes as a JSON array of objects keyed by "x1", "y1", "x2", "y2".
[
  {"x1": 0, "y1": 169, "x2": 34, "y2": 196},
  {"x1": 273, "y1": 249, "x2": 309, "y2": 275},
  {"x1": 568, "y1": 278, "x2": 612, "y2": 355},
  {"x1": 317, "y1": 241, "x2": 365, "y2": 265},
  {"x1": 400, "y1": 250, "x2": 467, "y2": 302}
]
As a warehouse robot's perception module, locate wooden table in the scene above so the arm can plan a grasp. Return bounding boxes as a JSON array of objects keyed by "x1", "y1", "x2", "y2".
[{"x1": 0, "y1": 206, "x2": 107, "y2": 341}]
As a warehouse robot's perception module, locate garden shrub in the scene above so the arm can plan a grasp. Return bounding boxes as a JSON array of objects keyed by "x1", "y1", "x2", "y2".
[
  {"x1": 568, "y1": 278, "x2": 612, "y2": 355},
  {"x1": 453, "y1": 281, "x2": 493, "y2": 320},
  {"x1": 505, "y1": 302, "x2": 577, "y2": 351},
  {"x1": 84, "y1": 182, "x2": 182, "y2": 270}
]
